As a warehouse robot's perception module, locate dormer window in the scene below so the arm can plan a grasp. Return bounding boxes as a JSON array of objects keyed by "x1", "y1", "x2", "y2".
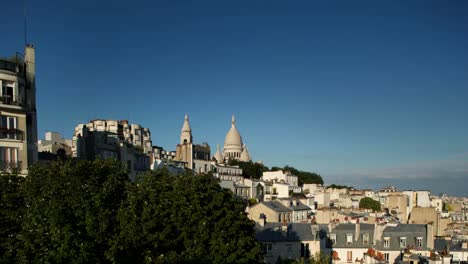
[
  {"x1": 346, "y1": 234, "x2": 353, "y2": 245},
  {"x1": 330, "y1": 233, "x2": 336, "y2": 245},
  {"x1": 400, "y1": 237, "x2": 407, "y2": 248},
  {"x1": 384, "y1": 237, "x2": 390, "y2": 248},
  {"x1": 362, "y1": 233, "x2": 369, "y2": 244},
  {"x1": 416, "y1": 237, "x2": 423, "y2": 247}
]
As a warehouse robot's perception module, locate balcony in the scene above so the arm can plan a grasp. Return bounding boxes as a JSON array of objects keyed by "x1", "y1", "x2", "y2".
[
  {"x1": 0, "y1": 58, "x2": 24, "y2": 74},
  {"x1": 0, "y1": 160, "x2": 22, "y2": 171},
  {"x1": 0, "y1": 127, "x2": 24, "y2": 140},
  {"x1": 0, "y1": 95, "x2": 23, "y2": 106}
]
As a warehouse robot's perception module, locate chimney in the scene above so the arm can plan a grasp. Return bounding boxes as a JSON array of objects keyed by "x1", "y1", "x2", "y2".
[
  {"x1": 355, "y1": 221, "x2": 360, "y2": 241},
  {"x1": 426, "y1": 224, "x2": 434, "y2": 249},
  {"x1": 259, "y1": 214, "x2": 266, "y2": 227}
]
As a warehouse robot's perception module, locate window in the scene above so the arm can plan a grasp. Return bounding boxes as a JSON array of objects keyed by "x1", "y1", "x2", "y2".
[
  {"x1": 301, "y1": 243, "x2": 310, "y2": 258},
  {"x1": 384, "y1": 253, "x2": 389, "y2": 263},
  {"x1": 362, "y1": 233, "x2": 369, "y2": 244},
  {"x1": 0, "y1": 116, "x2": 18, "y2": 139},
  {"x1": 0, "y1": 147, "x2": 19, "y2": 170},
  {"x1": 263, "y1": 243, "x2": 272, "y2": 255},
  {"x1": 330, "y1": 233, "x2": 336, "y2": 246},
  {"x1": 384, "y1": 238, "x2": 390, "y2": 248},
  {"x1": 1, "y1": 116, "x2": 17, "y2": 128},
  {"x1": 1, "y1": 80, "x2": 15, "y2": 101},
  {"x1": 347, "y1": 251, "x2": 353, "y2": 262},
  {"x1": 416, "y1": 237, "x2": 423, "y2": 247},
  {"x1": 346, "y1": 234, "x2": 353, "y2": 245},
  {"x1": 400, "y1": 237, "x2": 406, "y2": 248}
]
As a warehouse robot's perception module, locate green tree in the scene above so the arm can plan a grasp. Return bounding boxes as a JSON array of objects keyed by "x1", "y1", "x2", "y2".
[
  {"x1": 228, "y1": 160, "x2": 269, "y2": 179},
  {"x1": 112, "y1": 169, "x2": 263, "y2": 263},
  {"x1": 292, "y1": 252, "x2": 331, "y2": 264},
  {"x1": 0, "y1": 172, "x2": 25, "y2": 263},
  {"x1": 276, "y1": 165, "x2": 324, "y2": 185},
  {"x1": 1, "y1": 160, "x2": 262, "y2": 263},
  {"x1": 113, "y1": 170, "x2": 262, "y2": 263},
  {"x1": 328, "y1": 184, "x2": 353, "y2": 189},
  {"x1": 18, "y1": 159, "x2": 129, "y2": 263},
  {"x1": 359, "y1": 197, "x2": 381, "y2": 212}
]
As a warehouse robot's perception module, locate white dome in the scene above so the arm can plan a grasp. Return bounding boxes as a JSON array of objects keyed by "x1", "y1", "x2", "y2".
[
  {"x1": 214, "y1": 144, "x2": 223, "y2": 163},
  {"x1": 239, "y1": 145, "x2": 251, "y2": 162},
  {"x1": 224, "y1": 115, "x2": 243, "y2": 147}
]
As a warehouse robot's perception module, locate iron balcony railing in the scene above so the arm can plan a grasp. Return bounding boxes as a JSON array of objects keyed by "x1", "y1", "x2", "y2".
[
  {"x1": 0, "y1": 95, "x2": 23, "y2": 106},
  {"x1": 0, "y1": 127, "x2": 24, "y2": 140},
  {"x1": 0, "y1": 160, "x2": 22, "y2": 171}
]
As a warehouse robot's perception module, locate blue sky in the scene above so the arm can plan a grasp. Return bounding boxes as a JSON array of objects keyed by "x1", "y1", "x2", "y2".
[{"x1": 2, "y1": 0, "x2": 468, "y2": 196}]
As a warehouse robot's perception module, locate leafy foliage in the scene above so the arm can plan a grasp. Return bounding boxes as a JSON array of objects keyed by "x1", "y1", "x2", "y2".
[
  {"x1": 284, "y1": 252, "x2": 331, "y2": 264},
  {"x1": 0, "y1": 159, "x2": 263, "y2": 263},
  {"x1": 113, "y1": 169, "x2": 263, "y2": 263},
  {"x1": 359, "y1": 197, "x2": 381, "y2": 212},
  {"x1": 19, "y1": 159, "x2": 129, "y2": 263},
  {"x1": 228, "y1": 160, "x2": 269, "y2": 179},
  {"x1": 0, "y1": 172, "x2": 24, "y2": 263},
  {"x1": 279, "y1": 166, "x2": 323, "y2": 185},
  {"x1": 328, "y1": 184, "x2": 353, "y2": 189}
]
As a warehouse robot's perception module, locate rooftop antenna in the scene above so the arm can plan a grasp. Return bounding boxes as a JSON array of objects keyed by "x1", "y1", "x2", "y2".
[{"x1": 24, "y1": 0, "x2": 28, "y2": 45}]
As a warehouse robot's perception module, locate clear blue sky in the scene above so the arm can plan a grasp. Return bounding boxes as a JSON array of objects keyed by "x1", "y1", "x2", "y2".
[{"x1": 2, "y1": 0, "x2": 468, "y2": 196}]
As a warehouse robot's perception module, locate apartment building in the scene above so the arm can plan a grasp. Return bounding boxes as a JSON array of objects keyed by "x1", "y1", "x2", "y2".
[{"x1": 0, "y1": 44, "x2": 38, "y2": 174}]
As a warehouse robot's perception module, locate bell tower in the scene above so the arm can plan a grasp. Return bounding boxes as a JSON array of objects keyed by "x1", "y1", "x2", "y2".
[{"x1": 180, "y1": 114, "x2": 192, "y2": 144}]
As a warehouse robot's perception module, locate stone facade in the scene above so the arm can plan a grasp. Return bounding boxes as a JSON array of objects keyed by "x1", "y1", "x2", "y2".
[
  {"x1": 0, "y1": 45, "x2": 38, "y2": 174},
  {"x1": 38, "y1": 132, "x2": 72, "y2": 156},
  {"x1": 174, "y1": 115, "x2": 211, "y2": 172},
  {"x1": 71, "y1": 119, "x2": 151, "y2": 180}
]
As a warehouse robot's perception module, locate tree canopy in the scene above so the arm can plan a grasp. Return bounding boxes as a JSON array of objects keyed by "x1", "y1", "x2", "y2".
[
  {"x1": 227, "y1": 161, "x2": 324, "y2": 185},
  {"x1": 228, "y1": 160, "x2": 268, "y2": 179},
  {"x1": 328, "y1": 184, "x2": 353, "y2": 190},
  {"x1": 281, "y1": 166, "x2": 323, "y2": 185},
  {"x1": 359, "y1": 197, "x2": 381, "y2": 212},
  {"x1": 0, "y1": 159, "x2": 263, "y2": 263}
]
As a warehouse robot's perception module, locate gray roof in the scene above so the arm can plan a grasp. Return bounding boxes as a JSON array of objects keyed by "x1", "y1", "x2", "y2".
[
  {"x1": 256, "y1": 223, "x2": 318, "y2": 242},
  {"x1": 331, "y1": 223, "x2": 375, "y2": 249},
  {"x1": 378, "y1": 224, "x2": 428, "y2": 251},
  {"x1": 434, "y1": 239, "x2": 468, "y2": 252},
  {"x1": 334, "y1": 223, "x2": 374, "y2": 231},
  {"x1": 383, "y1": 224, "x2": 426, "y2": 234},
  {"x1": 290, "y1": 202, "x2": 312, "y2": 211},
  {"x1": 262, "y1": 201, "x2": 292, "y2": 213}
]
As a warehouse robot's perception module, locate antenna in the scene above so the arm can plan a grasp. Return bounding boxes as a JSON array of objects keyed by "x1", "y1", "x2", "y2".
[{"x1": 24, "y1": 0, "x2": 28, "y2": 45}]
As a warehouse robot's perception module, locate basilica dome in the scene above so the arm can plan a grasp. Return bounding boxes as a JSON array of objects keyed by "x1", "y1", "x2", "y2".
[
  {"x1": 223, "y1": 115, "x2": 244, "y2": 160},
  {"x1": 224, "y1": 116, "x2": 243, "y2": 147},
  {"x1": 239, "y1": 145, "x2": 251, "y2": 162},
  {"x1": 214, "y1": 144, "x2": 223, "y2": 163}
]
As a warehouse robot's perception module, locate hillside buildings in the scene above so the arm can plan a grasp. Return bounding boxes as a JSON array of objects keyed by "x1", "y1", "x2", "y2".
[
  {"x1": 0, "y1": 44, "x2": 38, "y2": 174},
  {"x1": 38, "y1": 132, "x2": 72, "y2": 156},
  {"x1": 174, "y1": 114, "x2": 212, "y2": 173},
  {"x1": 72, "y1": 119, "x2": 151, "y2": 180}
]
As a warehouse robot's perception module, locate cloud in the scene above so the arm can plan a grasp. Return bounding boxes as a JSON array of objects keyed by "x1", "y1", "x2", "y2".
[
  {"x1": 324, "y1": 153, "x2": 468, "y2": 197},
  {"x1": 351, "y1": 153, "x2": 468, "y2": 179}
]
